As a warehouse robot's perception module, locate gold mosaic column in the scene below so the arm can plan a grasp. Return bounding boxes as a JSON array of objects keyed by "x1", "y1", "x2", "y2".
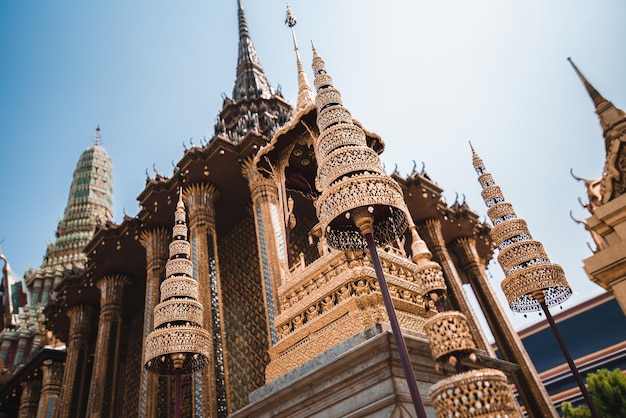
[
  {"x1": 185, "y1": 182, "x2": 228, "y2": 416},
  {"x1": 242, "y1": 158, "x2": 286, "y2": 345},
  {"x1": 455, "y1": 237, "x2": 558, "y2": 418},
  {"x1": 138, "y1": 227, "x2": 169, "y2": 418},
  {"x1": 36, "y1": 360, "x2": 63, "y2": 418},
  {"x1": 86, "y1": 274, "x2": 130, "y2": 418},
  {"x1": 55, "y1": 304, "x2": 96, "y2": 418},
  {"x1": 18, "y1": 380, "x2": 40, "y2": 418},
  {"x1": 418, "y1": 219, "x2": 493, "y2": 355}
]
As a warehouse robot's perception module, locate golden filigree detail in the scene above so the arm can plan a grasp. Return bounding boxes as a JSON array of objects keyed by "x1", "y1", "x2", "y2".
[
  {"x1": 144, "y1": 190, "x2": 209, "y2": 375},
  {"x1": 317, "y1": 147, "x2": 384, "y2": 191},
  {"x1": 490, "y1": 218, "x2": 530, "y2": 246},
  {"x1": 160, "y1": 277, "x2": 199, "y2": 301},
  {"x1": 316, "y1": 106, "x2": 353, "y2": 132},
  {"x1": 486, "y1": 202, "x2": 515, "y2": 223},
  {"x1": 501, "y1": 263, "x2": 571, "y2": 311},
  {"x1": 165, "y1": 258, "x2": 193, "y2": 278},
  {"x1": 423, "y1": 311, "x2": 476, "y2": 363},
  {"x1": 316, "y1": 174, "x2": 406, "y2": 242},
  {"x1": 313, "y1": 73, "x2": 333, "y2": 90},
  {"x1": 144, "y1": 325, "x2": 211, "y2": 373},
  {"x1": 169, "y1": 240, "x2": 190, "y2": 257},
  {"x1": 315, "y1": 88, "x2": 343, "y2": 109},
  {"x1": 429, "y1": 368, "x2": 519, "y2": 418},
  {"x1": 416, "y1": 264, "x2": 447, "y2": 296},
  {"x1": 316, "y1": 125, "x2": 367, "y2": 161},
  {"x1": 480, "y1": 185, "x2": 505, "y2": 207},
  {"x1": 172, "y1": 224, "x2": 187, "y2": 238},
  {"x1": 497, "y1": 240, "x2": 548, "y2": 274},
  {"x1": 153, "y1": 299, "x2": 204, "y2": 328}
]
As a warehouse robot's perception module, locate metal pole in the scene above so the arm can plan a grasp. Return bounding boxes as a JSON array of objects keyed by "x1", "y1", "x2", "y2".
[
  {"x1": 364, "y1": 232, "x2": 428, "y2": 418},
  {"x1": 539, "y1": 298, "x2": 600, "y2": 418},
  {"x1": 174, "y1": 369, "x2": 182, "y2": 418}
]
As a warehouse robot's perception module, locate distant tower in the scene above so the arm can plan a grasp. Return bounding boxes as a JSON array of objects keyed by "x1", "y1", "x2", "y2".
[
  {"x1": 569, "y1": 59, "x2": 626, "y2": 315},
  {"x1": 0, "y1": 126, "x2": 113, "y2": 391},
  {"x1": 28, "y1": 126, "x2": 114, "y2": 307}
]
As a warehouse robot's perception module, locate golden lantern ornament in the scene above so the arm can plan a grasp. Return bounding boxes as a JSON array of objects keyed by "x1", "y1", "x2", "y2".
[
  {"x1": 310, "y1": 44, "x2": 429, "y2": 416},
  {"x1": 472, "y1": 144, "x2": 600, "y2": 418},
  {"x1": 311, "y1": 45, "x2": 408, "y2": 251},
  {"x1": 144, "y1": 189, "x2": 211, "y2": 417}
]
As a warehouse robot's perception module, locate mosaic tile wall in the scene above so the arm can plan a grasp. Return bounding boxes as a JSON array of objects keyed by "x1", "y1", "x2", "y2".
[{"x1": 219, "y1": 212, "x2": 269, "y2": 412}]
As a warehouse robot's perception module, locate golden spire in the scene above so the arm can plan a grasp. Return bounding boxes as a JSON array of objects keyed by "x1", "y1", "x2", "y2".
[
  {"x1": 567, "y1": 57, "x2": 609, "y2": 110},
  {"x1": 285, "y1": 5, "x2": 315, "y2": 113},
  {"x1": 472, "y1": 145, "x2": 572, "y2": 312},
  {"x1": 310, "y1": 46, "x2": 407, "y2": 250},
  {"x1": 144, "y1": 189, "x2": 211, "y2": 375}
]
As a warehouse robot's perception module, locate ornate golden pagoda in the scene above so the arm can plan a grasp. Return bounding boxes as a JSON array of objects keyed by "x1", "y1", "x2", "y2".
[
  {"x1": 144, "y1": 190, "x2": 211, "y2": 375},
  {"x1": 472, "y1": 146, "x2": 572, "y2": 312},
  {"x1": 311, "y1": 45, "x2": 408, "y2": 251}
]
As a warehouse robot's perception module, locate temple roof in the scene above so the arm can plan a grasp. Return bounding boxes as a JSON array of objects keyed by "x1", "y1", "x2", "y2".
[
  {"x1": 232, "y1": 0, "x2": 273, "y2": 101},
  {"x1": 569, "y1": 58, "x2": 626, "y2": 203}
]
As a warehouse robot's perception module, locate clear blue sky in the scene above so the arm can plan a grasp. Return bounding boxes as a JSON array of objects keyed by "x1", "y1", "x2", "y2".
[{"x1": 1, "y1": 1, "x2": 625, "y2": 332}]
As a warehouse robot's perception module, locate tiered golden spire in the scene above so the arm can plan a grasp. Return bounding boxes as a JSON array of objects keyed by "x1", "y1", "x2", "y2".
[
  {"x1": 144, "y1": 189, "x2": 211, "y2": 375},
  {"x1": 472, "y1": 145, "x2": 572, "y2": 312},
  {"x1": 310, "y1": 46, "x2": 407, "y2": 250}
]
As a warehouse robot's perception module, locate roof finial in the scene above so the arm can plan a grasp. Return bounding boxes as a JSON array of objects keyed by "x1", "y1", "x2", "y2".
[
  {"x1": 469, "y1": 141, "x2": 485, "y2": 174},
  {"x1": 285, "y1": 4, "x2": 315, "y2": 112},
  {"x1": 311, "y1": 40, "x2": 320, "y2": 60},
  {"x1": 177, "y1": 187, "x2": 185, "y2": 210},
  {"x1": 567, "y1": 57, "x2": 606, "y2": 108},
  {"x1": 95, "y1": 124, "x2": 101, "y2": 146}
]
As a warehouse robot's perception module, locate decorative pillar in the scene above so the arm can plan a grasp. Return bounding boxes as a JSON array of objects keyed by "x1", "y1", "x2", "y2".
[
  {"x1": 86, "y1": 274, "x2": 130, "y2": 418},
  {"x1": 138, "y1": 227, "x2": 169, "y2": 418},
  {"x1": 18, "y1": 380, "x2": 40, "y2": 418},
  {"x1": 36, "y1": 360, "x2": 64, "y2": 418},
  {"x1": 455, "y1": 236, "x2": 558, "y2": 418},
  {"x1": 185, "y1": 182, "x2": 228, "y2": 417},
  {"x1": 242, "y1": 158, "x2": 287, "y2": 346},
  {"x1": 55, "y1": 304, "x2": 96, "y2": 418},
  {"x1": 418, "y1": 219, "x2": 493, "y2": 355}
]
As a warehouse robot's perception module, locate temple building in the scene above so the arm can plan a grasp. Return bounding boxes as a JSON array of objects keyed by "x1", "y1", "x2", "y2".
[
  {"x1": 567, "y1": 58, "x2": 626, "y2": 317},
  {"x1": 0, "y1": 2, "x2": 622, "y2": 418}
]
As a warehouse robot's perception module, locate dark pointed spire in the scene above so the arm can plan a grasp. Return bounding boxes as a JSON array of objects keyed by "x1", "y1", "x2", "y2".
[
  {"x1": 567, "y1": 57, "x2": 607, "y2": 109},
  {"x1": 94, "y1": 124, "x2": 101, "y2": 146},
  {"x1": 233, "y1": 0, "x2": 273, "y2": 101},
  {"x1": 568, "y1": 58, "x2": 626, "y2": 203}
]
